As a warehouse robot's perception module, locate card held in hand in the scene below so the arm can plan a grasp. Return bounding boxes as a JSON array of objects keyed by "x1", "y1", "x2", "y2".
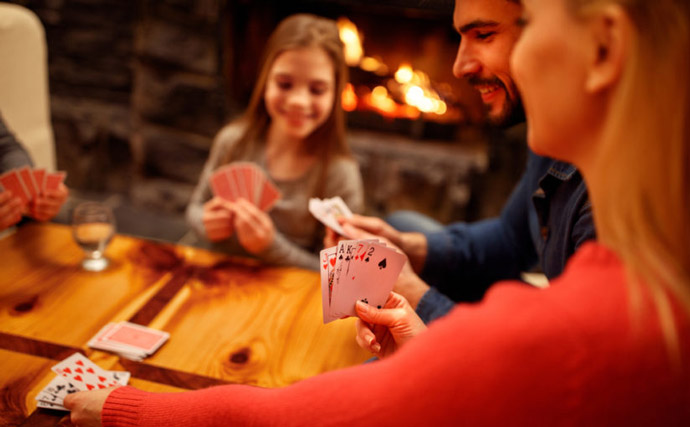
[
  {"x1": 320, "y1": 239, "x2": 405, "y2": 323},
  {"x1": 309, "y1": 196, "x2": 354, "y2": 238},
  {"x1": 209, "y1": 162, "x2": 281, "y2": 211},
  {"x1": 35, "y1": 352, "x2": 130, "y2": 411}
]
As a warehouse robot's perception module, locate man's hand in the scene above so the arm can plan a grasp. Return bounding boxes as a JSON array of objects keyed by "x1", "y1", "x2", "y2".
[
  {"x1": 0, "y1": 191, "x2": 23, "y2": 230},
  {"x1": 202, "y1": 197, "x2": 235, "y2": 241},
  {"x1": 233, "y1": 198, "x2": 275, "y2": 254},
  {"x1": 355, "y1": 292, "x2": 427, "y2": 358},
  {"x1": 29, "y1": 183, "x2": 69, "y2": 221},
  {"x1": 63, "y1": 387, "x2": 118, "y2": 427},
  {"x1": 325, "y1": 215, "x2": 429, "y2": 273}
]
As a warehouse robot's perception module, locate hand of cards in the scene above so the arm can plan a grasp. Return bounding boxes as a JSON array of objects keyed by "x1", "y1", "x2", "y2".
[
  {"x1": 320, "y1": 239, "x2": 406, "y2": 323},
  {"x1": 0, "y1": 166, "x2": 66, "y2": 206},
  {"x1": 210, "y1": 162, "x2": 281, "y2": 211},
  {"x1": 88, "y1": 321, "x2": 169, "y2": 361},
  {"x1": 35, "y1": 353, "x2": 130, "y2": 411},
  {"x1": 309, "y1": 196, "x2": 354, "y2": 238}
]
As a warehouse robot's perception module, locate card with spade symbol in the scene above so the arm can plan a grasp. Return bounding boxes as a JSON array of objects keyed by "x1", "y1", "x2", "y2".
[
  {"x1": 35, "y1": 352, "x2": 130, "y2": 411},
  {"x1": 51, "y1": 352, "x2": 122, "y2": 390},
  {"x1": 320, "y1": 239, "x2": 406, "y2": 323}
]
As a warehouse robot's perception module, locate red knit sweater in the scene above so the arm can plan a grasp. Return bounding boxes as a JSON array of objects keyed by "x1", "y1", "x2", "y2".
[{"x1": 102, "y1": 243, "x2": 690, "y2": 426}]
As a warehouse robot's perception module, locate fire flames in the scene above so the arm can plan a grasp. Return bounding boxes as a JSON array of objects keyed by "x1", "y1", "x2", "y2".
[{"x1": 337, "y1": 17, "x2": 456, "y2": 121}]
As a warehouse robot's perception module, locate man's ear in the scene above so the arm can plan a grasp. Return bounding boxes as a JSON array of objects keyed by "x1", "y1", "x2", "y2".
[{"x1": 585, "y1": 5, "x2": 631, "y2": 94}]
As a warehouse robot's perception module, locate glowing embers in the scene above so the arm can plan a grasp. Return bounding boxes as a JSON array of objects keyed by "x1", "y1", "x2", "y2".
[{"x1": 338, "y1": 17, "x2": 458, "y2": 122}]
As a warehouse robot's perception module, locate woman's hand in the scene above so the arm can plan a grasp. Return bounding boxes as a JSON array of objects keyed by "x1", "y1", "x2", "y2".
[
  {"x1": 29, "y1": 183, "x2": 69, "y2": 221},
  {"x1": 63, "y1": 387, "x2": 118, "y2": 427},
  {"x1": 0, "y1": 190, "x2": 23, "y2": 230},
  {"x1": 355, "y1": 291, "x2": 427, "y2": 359},
  {"x1": 233, "y1": 198, "x2": 275, "y2": 254},
  {"x1": 202, "y1": 197, "x2": 235, "y2": 241}
]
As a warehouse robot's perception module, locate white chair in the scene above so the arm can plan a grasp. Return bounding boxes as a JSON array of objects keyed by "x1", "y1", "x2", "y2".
[{"x1": 0, "y1": 3, "x2": 56, "y2": 171}]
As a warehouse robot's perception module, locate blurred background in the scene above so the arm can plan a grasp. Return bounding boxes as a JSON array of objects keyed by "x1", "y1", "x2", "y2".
[{"x1": 1, "y1": 0, "x2": 527, "y2": 243}]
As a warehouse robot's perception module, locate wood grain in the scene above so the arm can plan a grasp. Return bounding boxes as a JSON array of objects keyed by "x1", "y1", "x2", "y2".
[
  {"x1": 0, "y1": 349, "x2": 59, "y2": 426},
  {"x1": 0, "y1": 224, "x2": 177, "y2": 348},
  {"x1": 140, "y1": 246, "x2": 371, "y2": 387},
  {"x1": 1, "y1": 223, "x2": 373, "y2": 425}
]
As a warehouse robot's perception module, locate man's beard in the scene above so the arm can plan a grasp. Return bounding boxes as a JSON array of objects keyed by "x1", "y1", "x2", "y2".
[{"x1": 469, "y1": 76, "x2": 526, "y2": 128}]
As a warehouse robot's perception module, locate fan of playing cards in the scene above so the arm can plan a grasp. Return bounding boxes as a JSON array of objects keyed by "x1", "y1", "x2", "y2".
[
  {"x1": 309, "y1": 196, "x2": 354, "y2": 238},
  {"x1": 210, "y1": 162, "x2": 281, "y2": 211},
  {"x1": 0, "y1": 166, "x2": 66, "y2": 205},
  {"x1": 320, "y1": 239, "x2": 406, "y2": 323},
  {"x1": 35, "y1": 353, "x2": 130, "y2": 411},
  {"x1": 88, "y1": 321, "x2": 169, "y2": 361}
]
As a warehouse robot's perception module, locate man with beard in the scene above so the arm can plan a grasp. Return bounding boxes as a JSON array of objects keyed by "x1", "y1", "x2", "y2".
[{"x1": 327, "y1": 0, "x2": 595, "y2": 323}]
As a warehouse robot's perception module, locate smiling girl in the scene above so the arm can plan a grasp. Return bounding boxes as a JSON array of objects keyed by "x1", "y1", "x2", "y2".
[{"x1": 186, "y1": 14, "x2": 363, "y2": 270}]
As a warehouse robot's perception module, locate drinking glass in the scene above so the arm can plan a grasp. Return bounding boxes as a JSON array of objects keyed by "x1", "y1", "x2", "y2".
[{"x1": 72, "y1": 202, "x2": 116, "y2": 272}]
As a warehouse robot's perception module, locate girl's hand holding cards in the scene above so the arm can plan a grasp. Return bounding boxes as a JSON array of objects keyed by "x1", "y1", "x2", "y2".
[
  {"x1": 233, "y1": 198, "x2": 276, "y2": 254},
  {"x1": 202, "y1": 197, "x2": 235, "y2": 242}
]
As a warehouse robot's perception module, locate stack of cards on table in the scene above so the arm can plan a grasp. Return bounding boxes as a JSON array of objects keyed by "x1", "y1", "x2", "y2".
[
  {"x1": 308, "y1": 196, "x2": 354, "y2": 238},
  {"x1": 35, "y1": 353, "x2": 130, "y2": 411},
  {"x1": 320, "y1": 239, "x2": 406, "y2": 323},
  {"x1": 88, "y1": 321, "x2": 169, "y2": 361},
  {"x1": 210, "y1": 162, "x2": 281, "y2": 211},
  {"x1": 0, "y1": 166, "x2": 66, "y2": 206}
]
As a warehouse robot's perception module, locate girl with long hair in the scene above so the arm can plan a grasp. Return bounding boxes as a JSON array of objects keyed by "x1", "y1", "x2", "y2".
[{"x1": 186, "y1": 14, "x2": 363, "y2": 270}]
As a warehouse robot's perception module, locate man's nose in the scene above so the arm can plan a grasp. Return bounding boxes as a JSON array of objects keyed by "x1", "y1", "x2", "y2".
[{"x1": 452, "y1": 41, "x2": 481, "y2": 78}]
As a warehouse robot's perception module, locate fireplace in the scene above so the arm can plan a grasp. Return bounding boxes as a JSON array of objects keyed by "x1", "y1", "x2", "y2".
[{"x1": 224, "y1": 0, "x2": 484, "y2": 139}]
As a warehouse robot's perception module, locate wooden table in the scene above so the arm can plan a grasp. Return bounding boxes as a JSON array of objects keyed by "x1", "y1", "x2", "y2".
[{"x1": 0, "y1": 223, "x2": 369, "y2": 425}]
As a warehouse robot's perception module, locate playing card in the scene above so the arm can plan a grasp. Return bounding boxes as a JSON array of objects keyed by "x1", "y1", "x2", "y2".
[
  {"x1": 319, "y1": 247, "x2": 338, "y2": 323},
  {"x1": 51, "y1": 352, "x2": 120, "y2": 390},
  {"x1": 309, "y1": 197, "x2": 353, "y2": 238},
  {"x1": 230, "y1": 165, "x2": 250, "y2": 201},
  {"x1": 36, "y1": 353, "x2": 131, "y2": 412},
  {"x1": 17, "y1": 166, "x2": 38, "y2": 201},
  {"x1": 329, "y1": 241, "x2": 406, "y2": 319},
  {"x1": 32, "y1": 168, "x2": 46, "y2": 196},
  {"x1": 36, "y1": 400, "x2": 68, "y2": 411},
  {"x1": 258, "y1": 177, "x2": 281, "y2": 212},
  {"x1": 249, "y1": 164, "x2": 263, "y2": 205},
  {"x1": 44, "y1": 171, "x2": 66, "y2": 192},
  {"x1": 35, "y1": 375, "x2": 80, "y2": 405},
  {"x1": 330, "y1": 239, "x2": 358, "y2": 314},
  {"x1": 101, "y1": 321, "x2": 169, "y2": 355},
  {"x1": 0, "y1": 169, "x2": 30, "y2": 205},
  {"x1": 210, "y1": 169, "x2": 234, "y2": 201}
]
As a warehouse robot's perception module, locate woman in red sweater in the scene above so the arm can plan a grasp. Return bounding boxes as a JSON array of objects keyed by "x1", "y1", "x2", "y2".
[{"x1": 65, "y1": 0, "x2": 690, "y2": 424}]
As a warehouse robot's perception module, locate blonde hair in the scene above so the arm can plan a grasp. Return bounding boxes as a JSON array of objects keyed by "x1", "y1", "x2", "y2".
[
  {"x1": 220, "y1": 14, "x2": 350, "y2": 196},
  {"x1": 571, "y1": 0, "x2": 690, "y2": 355}
]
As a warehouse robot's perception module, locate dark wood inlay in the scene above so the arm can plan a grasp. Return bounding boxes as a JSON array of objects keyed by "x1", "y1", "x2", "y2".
[
  {"x1": 128, "y1": 265, "x2": 193, "y2": 326},
  {"x1": 0, "y1": 332, "x2": 83, "y2": 361}
]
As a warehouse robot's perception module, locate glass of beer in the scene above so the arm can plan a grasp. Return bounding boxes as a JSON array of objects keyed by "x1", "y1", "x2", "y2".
[{"x1": 72, "y1": 202, "x2": 116, "y2": 272}]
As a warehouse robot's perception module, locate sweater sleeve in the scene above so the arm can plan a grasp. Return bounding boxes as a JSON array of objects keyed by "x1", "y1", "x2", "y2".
[
  {"x1": 323, "y1": 156, "x2": 364, "y2": 214},
  {"x1": 101, "y1": 278, "x2": 586, "y2": 426},
  {"x1": 0, "y1": 113, "x2": 33, "y2": 172}
]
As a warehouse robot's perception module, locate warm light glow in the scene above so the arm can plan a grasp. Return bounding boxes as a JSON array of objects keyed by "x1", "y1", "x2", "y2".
[
  {"x1": 394, "y1": 63, "x2": 414, "y2": 84},
  {"x1": 360, "y1": 56, "x2": 388, "y2": 75},
  {"x1": 337, "y1": 17, "x2": 364, "y2": 66},
  {"x1": 342, "y1": 83, "x2": 358, "y2": 112},
  {"x1": 336, "y1": 18, "x2": 454, "y2": 120}
]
